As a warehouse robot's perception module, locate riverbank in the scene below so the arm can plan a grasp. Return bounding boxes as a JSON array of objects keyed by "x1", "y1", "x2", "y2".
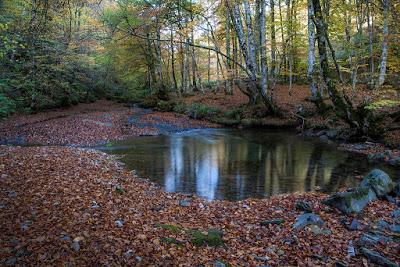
[
  {"x1": 1, "y1": 145, "x2": 399, "y2": 266},
  {"x1": 0, "y1": 100, "x2": 218, "y2": 146}
]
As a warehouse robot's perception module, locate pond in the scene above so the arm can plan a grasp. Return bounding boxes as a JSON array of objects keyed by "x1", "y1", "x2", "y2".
[{"x1": 99, "y1": 129, "x2": 399, "y2": 201}]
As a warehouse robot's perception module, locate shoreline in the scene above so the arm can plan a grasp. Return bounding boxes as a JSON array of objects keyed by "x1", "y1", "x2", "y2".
[{"x1": 1, "y1": 145, "x2": 399, "y2": 266}]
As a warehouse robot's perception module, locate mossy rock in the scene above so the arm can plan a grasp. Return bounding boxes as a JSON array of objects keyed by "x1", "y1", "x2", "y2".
[
  {"x1": 322, "y1": 187, "x2": 377, "y2": 214},
  {"x1": 240, "y1": 118, "x2": 262, "y2": 127},
  {"x1": 360, "y1": 169, "x2": 395, "y2": 197},
  {"x1": 188, "y1": 229, "x2": 224, "y2": 247}
]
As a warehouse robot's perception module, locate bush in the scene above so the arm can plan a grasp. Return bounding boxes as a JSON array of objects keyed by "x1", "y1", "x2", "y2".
[
  {"x1": 0, "y1": 93, "x2": 15, "y2": 117},
  {"x1": 187, "y1": 103, "x2": 221, "y2": 120}
]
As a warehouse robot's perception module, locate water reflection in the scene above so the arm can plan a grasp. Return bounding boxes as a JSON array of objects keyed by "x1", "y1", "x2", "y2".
[{"x1": 101, "y1": 129, "x2": 399, "y2": 201}]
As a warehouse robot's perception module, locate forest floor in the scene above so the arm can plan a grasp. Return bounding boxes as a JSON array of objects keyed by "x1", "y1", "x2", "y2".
[
  {"x1": 0, "y1": 91, "x2": 399, "y2": 266},
  {"x1": 0, "y1": 100, "x2": 218, "y2": 146},
  {"x1": 1, "y1": 145, "x2": 399, "y2": 266}
]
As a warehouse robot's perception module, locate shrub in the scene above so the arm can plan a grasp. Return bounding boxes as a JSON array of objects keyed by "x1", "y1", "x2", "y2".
[
  {"x1": 0, "y1": 93, "x2": 15, "y2": 117},
  {"x1": 187, "y1": 103, "x2": 221, "y2": 120}
]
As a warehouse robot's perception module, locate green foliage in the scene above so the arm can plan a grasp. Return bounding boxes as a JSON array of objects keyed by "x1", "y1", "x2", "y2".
[
  {"x1": 172, "y1": 102, "x2": 188, "y2": 114},
  {"x1": 0, "y1": 93, "x2": 15, "y2": 117},
  {"x1": 187, "y1": 103, "x2": 221, "y2": 120},
  {"x1": 365, "y1": 100, "x2": 400, "y2": 111}
]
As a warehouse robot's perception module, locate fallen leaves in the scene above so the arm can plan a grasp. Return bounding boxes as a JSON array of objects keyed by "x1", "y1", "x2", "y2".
[{"x1": 0, "y1": 146, "x2": 399, "y2": 266}]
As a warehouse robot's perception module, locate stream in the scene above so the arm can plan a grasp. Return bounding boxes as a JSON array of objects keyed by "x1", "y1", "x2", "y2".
[{"x1": 98, "y1": 128, "x2": 399, "y2": 201}]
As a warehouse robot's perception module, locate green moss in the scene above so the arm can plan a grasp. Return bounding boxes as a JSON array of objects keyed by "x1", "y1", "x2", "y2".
[
  {"x1": 240, "y1": 118, "x2": 262, "y2": 127},
  {"x1": 162, "y1": 237, "x2": 184, "y2": 247},
  {"x1": 188, "y1": 229, "x2": 224, "y2": 247},
  {"x1": 155, "y1": 223, "x2": 182, "y2": 233}
]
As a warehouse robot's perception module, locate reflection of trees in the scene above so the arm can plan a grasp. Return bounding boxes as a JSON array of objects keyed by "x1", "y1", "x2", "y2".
[{"x1": 112, "y1": 130, "x2": 362, "y2": 201}]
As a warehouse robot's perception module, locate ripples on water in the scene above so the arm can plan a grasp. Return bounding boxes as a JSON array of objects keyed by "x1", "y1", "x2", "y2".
[{"x1": 99, "y1": 129, "x2": 399, "y2": 201}]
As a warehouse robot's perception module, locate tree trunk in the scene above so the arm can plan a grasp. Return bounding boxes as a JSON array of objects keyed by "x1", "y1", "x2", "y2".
[
  {"x1": 375, "y1": 0, "x2": 389, "y2": 89},
  {"x1": 312, "y1": 0, "x2": 361, "y2": 129},
  {"x1": 270, "y1": 0, "x2": 277, "y2": 83},
  {"x1": 170, "y1": 28, "x2": 178, "y2": 93},
  {"x1": 225, "y1": 9, "x2": 233, "y2": 95},
  {"x1": 307, "y1": 0, "x2": 318, "y2": 99}
]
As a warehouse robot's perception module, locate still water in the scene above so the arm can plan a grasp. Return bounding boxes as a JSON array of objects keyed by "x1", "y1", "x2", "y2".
[{"x1": 99, "y1": 129, "x2": 399, "y2": 201}]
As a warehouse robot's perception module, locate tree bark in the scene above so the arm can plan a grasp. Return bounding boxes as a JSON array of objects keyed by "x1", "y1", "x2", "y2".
[{"x1": 375, "y1": 0, "x2": 389, "y2": 89}]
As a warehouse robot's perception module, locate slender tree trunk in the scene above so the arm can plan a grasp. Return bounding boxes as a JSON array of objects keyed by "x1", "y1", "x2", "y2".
[
  {"x1": 375, "y1": 0, "x2": 389, "y2": 89},
  {"x1": 307, "y1": 0, "x2": 318, "y2": 99},
  {"x1": 225, "y1": 9, "x2": 233, "y2": 95},
  {"x1": 170, "y1": 28, "x2": 178, "y2": 93},
  {"x1": 367, "y1": 0, "x2": 374, "y2": 87},
  {"x1": 270, "y1": 0, "x2": 277, "y2": 83}
]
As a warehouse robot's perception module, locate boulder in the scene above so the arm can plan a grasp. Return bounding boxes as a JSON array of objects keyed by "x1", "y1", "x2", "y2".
[
  {"x1": 322, "y1": 187, "x2": 377, "y2": 214},
  {"x1": 360, "y1": 169, "x2": 395, "y2": 197},
  {"x1": 293, "y1": 213, "x2": 324, "y2": 229},
  {"x1": 360, "y1": 247, "x2": 398, "y2": 267}
]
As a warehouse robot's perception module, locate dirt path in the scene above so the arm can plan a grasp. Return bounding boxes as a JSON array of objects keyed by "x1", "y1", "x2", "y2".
[{"x1": 0, "y1": 101, "x2": 218, "y2": 146}]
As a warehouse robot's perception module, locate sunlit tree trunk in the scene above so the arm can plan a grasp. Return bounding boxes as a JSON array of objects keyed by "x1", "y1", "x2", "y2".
[
  {"x1": 307, "y1": 0, "x2": 318, "y2": 99},
  {"x1": 225, "y1": 8, "x2": 233, "y2": 95},
  {"x1": 375, "y1": 0, "x2": 389, "y2": 89}
]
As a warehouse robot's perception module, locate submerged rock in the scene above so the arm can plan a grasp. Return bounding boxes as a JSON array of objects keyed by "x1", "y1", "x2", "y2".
[
  {"x1": 293, "y1": 213, "x2": 324, "y2": 229},
  {"x1": 360, "y1": 169, "x2": 395, "y2": 197},
  {"x1": 322, "y1": 187, "x2": 377, "y2": 214},
  {"x1": 360, "y1": 247, "x2": 398, "y2": 267}
]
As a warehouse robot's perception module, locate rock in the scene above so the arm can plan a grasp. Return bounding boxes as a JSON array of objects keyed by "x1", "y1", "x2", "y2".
[
  {"x1": 376, "y1": 220, "x2": 390, "y2": 231},
  {"x1": 335, "y1": 261, "x2": 347, "y2": 267},
  {"x1": 251, "y1": 254, "x2": 270, "y2": 262},
  {"x1": 71, "y1": 242, "x2": 80, "y2": 252},
  {"x1": 91, "y1": 201, "x2": 100, "y2": 209},
  {"x1": 326, "y1": 129, "x2": 339, "y2": 139},
  {"x1": 20, "y1": 220, "x2": 32, "y2": 231},
  {"x1": 392, "y1": 183, "x2": 400, "y2": 197},
  {"x1": 388, "y1": 157, "x2": 400, "y2": 166},
  {"x1": 260, "y1": 218, "x2": 285, "y2": 226},
  {"x1": 60, "y1": 232, "x2": 71, "y2": 241},
  {"x1": 214, "y1": 260, "x2": 226, "y2": 267},
  {"x1": 347, "y1": 241, "x2": 355, "y2": 257},
  {"x1": 307, "y1": 225, "x2": 332, "y2": 235},
  {"x1": 179, "y1": 199, "x2": 191, "y2": 207},
  {"x1": 360, "y1": 247, "x2": 398, "y2": 267},
  {"x1": 358, "y1": 231, "x2": 393, "y2": 247},
  {"x1": 322, "y1": 187, "x2": 377, "y2": 214},
  {"x1": 368, "y1": 153, "x2": 386, "y2": 162},
  {"x1": 277, "y1": 249, "x2": 285, "y2": 256},
  {"x1": 293, "y1": 213, "x2": 324, "y2": 229},
  {"x1": 392, "y1": 210, "x2": 400, "y2": 222},
  {"x1": 5, "y1": 258, "x2": 17, "y2": 266},
  {"x1": 360, "y1": 169, "x2": 395, "y2": 197},
  {"x1": 390, "y1": 224, "x2": 400, "y2": 233},
  {"x1": 115, "y1": 220, "x2": 124, "y2": 228},
  {"x1": 135, "y1": 256, "x2": 142, "y2": 262},
  {"x1": 319, "y1": 135, "x2": 329, "y2": 142},
  {"x1": 348, "y1": 219, "x2": 362, "y2": 231},
  {"x1": 354, "y1": 144, "x2": 365, "y2": 150},
  {"x1": 124, "y1": 250, "x2": 134, "y2": 258},
  {"x1": 295, "y1": 200, "x2": 312, "y2": 213}
]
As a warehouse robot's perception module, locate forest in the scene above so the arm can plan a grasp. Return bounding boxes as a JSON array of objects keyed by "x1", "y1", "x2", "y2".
[{"x1": 0, "y1": 0, "x2": 400, "y2": 266}]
